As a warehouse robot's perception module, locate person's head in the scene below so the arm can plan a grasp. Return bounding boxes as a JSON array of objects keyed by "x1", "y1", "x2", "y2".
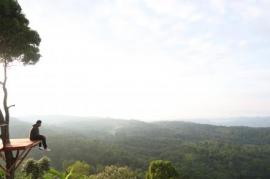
[{"x1": 36, "y1": 120, "x2": 42, "y2": 127}]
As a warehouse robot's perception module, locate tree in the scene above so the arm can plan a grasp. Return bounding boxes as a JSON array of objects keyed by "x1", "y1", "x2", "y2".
[
  {"x1": 22, "y1": 157, "x2": 50, "y2": 179},
  {"x1": 146, "y1": 160, "x2": 178, "y2": 179},
  {"x1": 44, "y1": 168, "x2": 73, "y2": 179},
  {"x1": 0, "y1": 0, "x2": 41, "y2": 178},
  {"x1": 67, "y1": 161, "x2": 92, "y2": 179},
  {"x1": 89, "y1": 165, "x2": 137, "y2": 179}
]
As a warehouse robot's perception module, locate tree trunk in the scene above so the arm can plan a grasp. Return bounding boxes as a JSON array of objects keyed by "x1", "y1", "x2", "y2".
[
  {"x1": 1, "y1": 61, "x2": 15, "y2": 179},
  {"x1": 0, "y1": 110, "x2": 6, "y2": 144},
  {"x1": 3, "y1": 125, "x2": 14, "y2": 179},
  {"x1": 0, "y1": 118, "x2": 15, "y2": 179},
  {"x1": 5, "y1": 151, "x2": 15, "y2": 179}
]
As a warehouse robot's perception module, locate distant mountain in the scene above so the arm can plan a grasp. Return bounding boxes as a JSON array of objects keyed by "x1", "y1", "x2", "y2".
[
  {"x1": 9, "y1": 118, "x2": 31, "y2": 138},
  {"x1": 15, "y1": 115, "x2": 270, "y2": 128},
  {"x1": 187, "y1": 117, "x2": 270, "y2": 127},
  {"x1": 9, "y1": 117, "x2": 61, "y2": 138},
  {"x1": 10, "y1": 115, "x2": 270, "y2": 144}
]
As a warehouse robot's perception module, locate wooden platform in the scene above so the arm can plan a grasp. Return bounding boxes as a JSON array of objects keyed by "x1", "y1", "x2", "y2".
[
  {"x1": 0, "y1": 139, "x2": 41, "y2": 175},
  {"x1": 0, "y1": 139, "x2": 40, "y2": 151}
]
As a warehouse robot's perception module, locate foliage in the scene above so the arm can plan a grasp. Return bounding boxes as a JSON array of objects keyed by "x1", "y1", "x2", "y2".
[
  {"x1": 0, "y1": 0, "x2": 41, "y2": 63},
  {"x1": 22, "y1": 157, "x2": 50, "y2": 179},
  {"x1": 67, "y1": 161, "x2": 92, "y2": 179},
  {"x1": 16, "y1": 119, "x2": 270, "y2": 179},
  {"x1": 0, "y1": 170, "x2": 4, "y2": 179},
  {"x1": 145, "y1": 160, "x2": 178, "y2": 179},
  {"x1": 0, "y1": 0, "x2": 41, "y2": 64},
  {"x1": 43, "y1": 168, "x2": 73, "y2": 179},
  {"x1": 89, "y1": 165, "x2": 137, "y2": 179}
]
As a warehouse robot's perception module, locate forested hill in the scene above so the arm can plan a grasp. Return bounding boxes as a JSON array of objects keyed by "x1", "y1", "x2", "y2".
[
  {"x1": 12, "y1": 116, "x2": 270, "y2": 144},
  {"x1": 10, "y1": 116, "x2": 270, "y2": 179}
]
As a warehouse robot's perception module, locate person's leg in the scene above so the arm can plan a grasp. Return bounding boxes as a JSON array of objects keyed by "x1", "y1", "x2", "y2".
[
  {"x1": 34, "y1": 135, "x2": 47, "y2": 149},
  {"x1": 39, "y1": 135, "x2": 47, "y2": 149}
]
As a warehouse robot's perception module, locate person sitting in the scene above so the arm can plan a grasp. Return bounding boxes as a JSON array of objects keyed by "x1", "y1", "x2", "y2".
[{"x1": 30, "y1": 120, "x2": 51, "y2": 151}]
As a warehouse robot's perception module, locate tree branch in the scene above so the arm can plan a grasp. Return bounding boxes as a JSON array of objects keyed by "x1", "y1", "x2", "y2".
[{"x1": 8, "y1": 105, "x2": 15, "y2": 109}]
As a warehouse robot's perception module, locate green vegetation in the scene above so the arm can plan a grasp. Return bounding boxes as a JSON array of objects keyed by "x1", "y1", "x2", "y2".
[
  {"x1": 146, "y1": 160, "x2": 178, "y2": 179},
  {"x1": 89, "y1": 165, "x2": 137, "y2": 179},
  {"x1": 14, "y1": 158, "x2": 174, "y2": 179},
  {"x1": 8, "y1": 118, "x2": 270, "y2": 179},
  {"x1": 43, "y1": 168, "x2": 73, "y2": 179},
  {"x1": 21, "y1": 157, "x2": 50, "y2": 179},
  {"x1": 67, "y1": 161, "x2": 92, "y2": 179}
]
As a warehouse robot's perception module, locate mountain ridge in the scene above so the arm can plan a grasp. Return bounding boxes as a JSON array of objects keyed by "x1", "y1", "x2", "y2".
[{"x1": 14, "y1": 115, "x2": 270, "y2": 127}]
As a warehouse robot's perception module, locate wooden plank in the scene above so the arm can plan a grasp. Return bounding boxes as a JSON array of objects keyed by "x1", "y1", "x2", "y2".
[
  {"x1": 0, "y1": 139, "x2": 40, "y2": 152},
  {"x1": 0, "y1": 123, "x2": 7, "y2": 127},
  {"x1": 15, "y1": 148, "x2": 32, "y2": 170}
]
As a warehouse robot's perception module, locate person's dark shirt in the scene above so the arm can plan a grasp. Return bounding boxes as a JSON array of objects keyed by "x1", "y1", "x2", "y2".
[{"x1": 30, "y1": 124, "x2": 40, "y2": 140}]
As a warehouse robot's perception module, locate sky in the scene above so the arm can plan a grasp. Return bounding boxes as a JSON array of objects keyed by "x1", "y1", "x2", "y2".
[{"x1": 2, "y1": 0, "x2": 270, "y2": 121}]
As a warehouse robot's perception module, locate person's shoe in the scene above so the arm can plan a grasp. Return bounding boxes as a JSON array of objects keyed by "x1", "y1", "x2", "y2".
[
  {"x1": 44, "y1": 148, "x2": 51, "y2": 152},
  {"x1": 39, "y1": 147, "x2": 44, "y2": 150}
]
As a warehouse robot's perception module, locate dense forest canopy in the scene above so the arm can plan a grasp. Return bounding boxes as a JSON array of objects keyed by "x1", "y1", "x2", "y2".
[{"x1": 8, "y1": 117, "x2": 270, "y2": 179}]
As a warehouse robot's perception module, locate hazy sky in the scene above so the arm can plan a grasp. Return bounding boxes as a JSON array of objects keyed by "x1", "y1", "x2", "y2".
[{"x1": 3, "y1": 0, "x2": 270, "y2": 120}]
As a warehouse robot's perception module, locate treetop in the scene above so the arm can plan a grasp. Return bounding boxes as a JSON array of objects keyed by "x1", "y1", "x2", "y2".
[{"x1": 0, "y1": 0, "x2": 41, "y2": 65}]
